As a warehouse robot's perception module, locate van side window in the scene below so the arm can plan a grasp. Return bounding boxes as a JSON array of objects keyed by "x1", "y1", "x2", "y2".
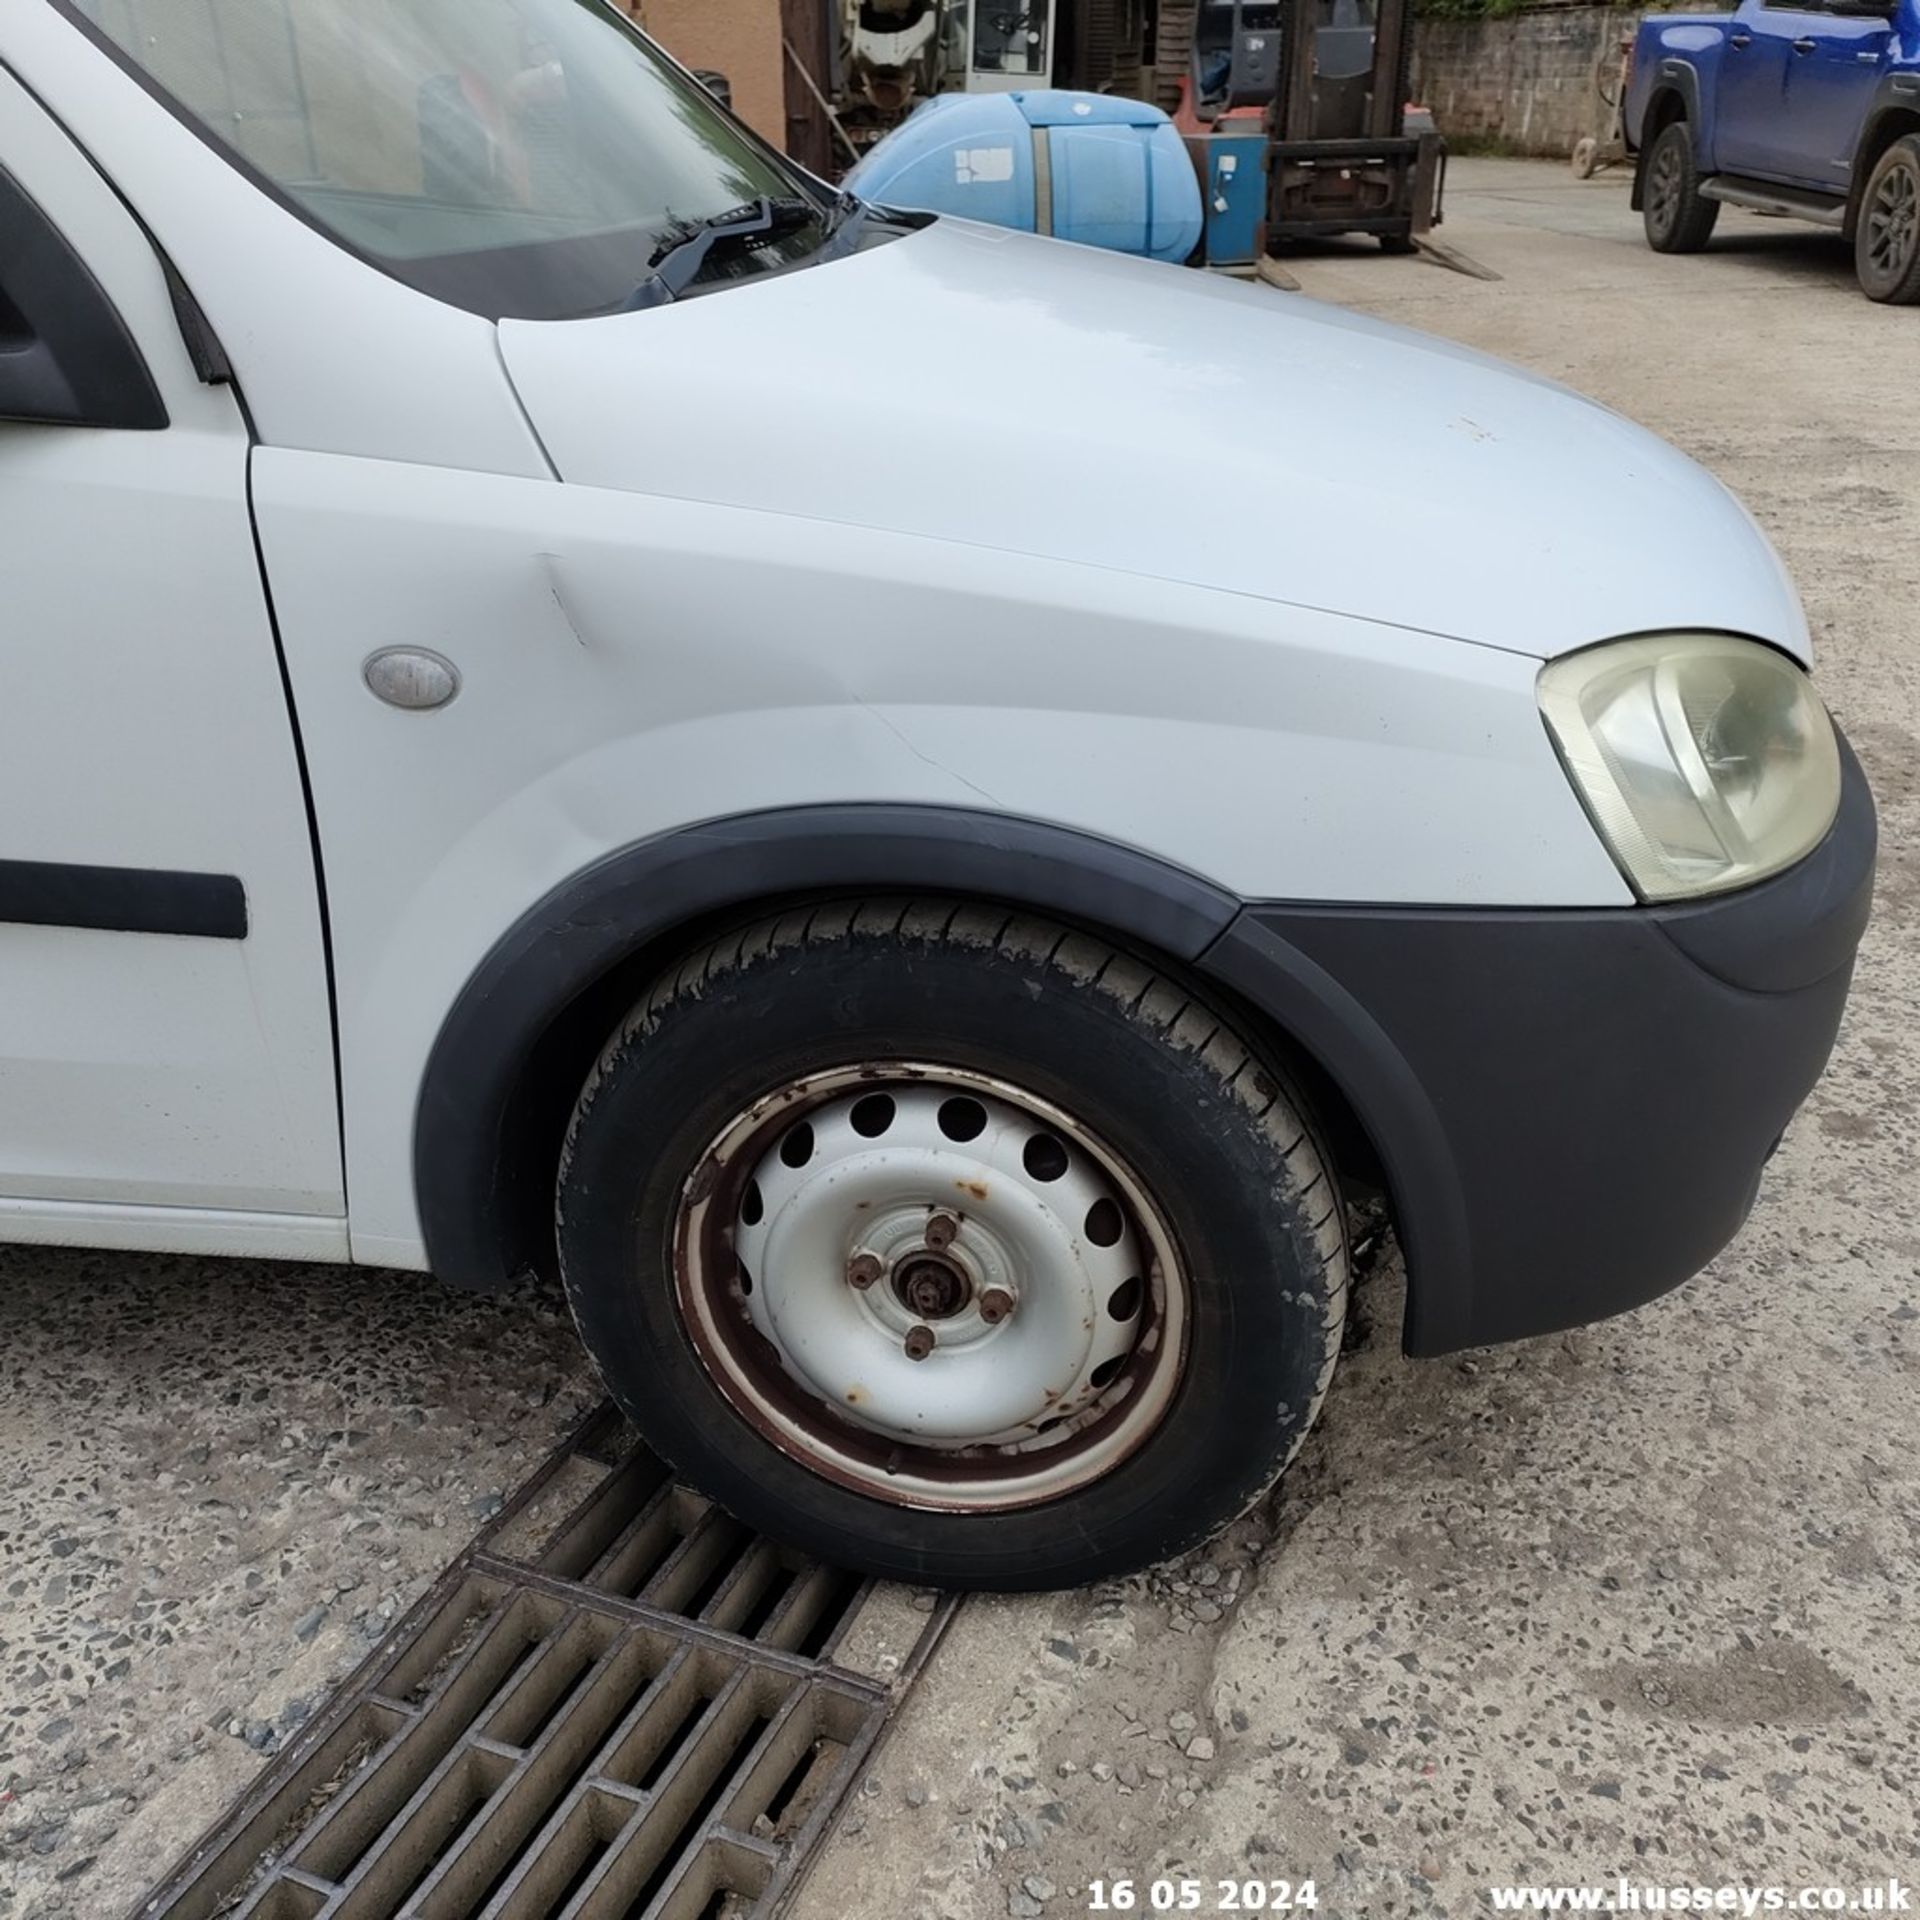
[{"x1": 0, "y1": 165, "x2": 166, "y2": 430}]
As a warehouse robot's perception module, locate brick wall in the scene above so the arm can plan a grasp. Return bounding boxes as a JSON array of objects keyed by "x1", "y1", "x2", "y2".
[{"x1": 618, "y1": 0, "x2": 791, "y2": 149}]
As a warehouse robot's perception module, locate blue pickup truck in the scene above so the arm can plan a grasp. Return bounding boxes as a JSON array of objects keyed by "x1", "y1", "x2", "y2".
[{"x1": 1625, "y1": 0, "x2": 1920, "y2": 300}]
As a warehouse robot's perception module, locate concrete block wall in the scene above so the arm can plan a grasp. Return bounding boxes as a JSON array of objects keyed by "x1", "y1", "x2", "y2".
[
  {"x1": 1411, "y1": 4, "x2": 1634, "y2": 158},
  {"x1": 1410, "y1": 1, "x2": 1720, "y2": 159}
]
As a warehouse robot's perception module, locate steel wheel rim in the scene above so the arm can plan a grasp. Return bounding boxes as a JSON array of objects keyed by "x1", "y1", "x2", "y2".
[
  {"x1": 671, "y1": 1063, "x2": 1190, "y2": 1512},
  {"x1": 1867, "y1": 162, "x2": 1917, "y2": 276}
]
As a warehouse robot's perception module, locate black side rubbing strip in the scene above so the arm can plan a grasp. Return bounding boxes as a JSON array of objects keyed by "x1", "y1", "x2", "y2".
[
  {"x1": 0, "y1": 861, "x2": 247, "y2": 939},
  {"x1": 0, "y1": 163, "x2": 167, "y2": 430}
]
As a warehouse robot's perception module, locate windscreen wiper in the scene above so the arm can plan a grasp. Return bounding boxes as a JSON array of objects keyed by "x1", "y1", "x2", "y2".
[
  {"x1": 622, "y1": 196, "x2": 824, "y2": 310},
  {"x1": 823, "y1": 188, "x2": 870, "y2": 243}
]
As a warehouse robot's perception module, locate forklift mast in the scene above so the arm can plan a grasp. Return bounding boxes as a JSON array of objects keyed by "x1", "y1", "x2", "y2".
[
  {"x1": 1262, "y1": 0, "x2": 1442, "y2": 252},
  {"x1": 1269, "y1": 0, "x2": 1408, "y2": 144}
]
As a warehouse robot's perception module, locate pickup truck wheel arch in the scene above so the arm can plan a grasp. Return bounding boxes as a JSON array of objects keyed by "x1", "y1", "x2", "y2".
[
  {"x1": 1846, "y1": 97, "x2": 1920, "y2": 241},
  {"x1": 410, "y1": 807, "x2": 1406, "y2": 1319},
  {"x1": 1631, "y1": 74, "x2": 1700, "y2": 212}
]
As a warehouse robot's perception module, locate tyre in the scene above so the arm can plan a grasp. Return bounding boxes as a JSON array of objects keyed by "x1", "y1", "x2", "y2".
[
  {"x1": 1571, "y1": 136, "x2": 1599, "y2": 182},
  {"x1": 1379, "y1": 232, "x2": 1419, "y2": 255},
  {"x1": 1856, "y1": 134, "x2": 1920, "y2": 305},
  {"x1": 556, "y1": 899, "x2": 1348, "y2": 1591},
  {"x1": 1642, "y1": 119, "x2": 1719, "y2": 253}
]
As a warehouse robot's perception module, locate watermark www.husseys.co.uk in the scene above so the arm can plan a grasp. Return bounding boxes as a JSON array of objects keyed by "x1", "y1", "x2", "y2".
[{"x1": 1487, "y1": 1882, "x2": 1911, "y2": 1914}]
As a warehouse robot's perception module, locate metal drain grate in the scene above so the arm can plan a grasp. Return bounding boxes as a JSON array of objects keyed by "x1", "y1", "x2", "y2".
[{"x1": 132, "y1": 1408, "x2": 957, "y2": 1920}]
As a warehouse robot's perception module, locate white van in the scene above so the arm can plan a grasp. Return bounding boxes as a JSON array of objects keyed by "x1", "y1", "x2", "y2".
[{"x1": 0, "y1": 0, "x2": 1872, "y2": 1588}]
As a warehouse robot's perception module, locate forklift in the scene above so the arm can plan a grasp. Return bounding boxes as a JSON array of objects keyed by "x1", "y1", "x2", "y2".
[{"x1": 1167, "y1": 0, "x2": 1479, "y2": 276}]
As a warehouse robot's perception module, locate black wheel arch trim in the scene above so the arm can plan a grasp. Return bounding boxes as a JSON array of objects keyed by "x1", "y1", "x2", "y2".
[
  {"x1": 1631, "y1": 67, "x2": 1702, "y2": 210},
  {"x1": 1199, "y1": 911, "x2": 1472, "y2": 1354},
  {"x1": 1847, "y1": 86, "x2": 1920, "y2": 238},
  {"x1": 414, "y1": 806, "x2": 1244, "y2": 1298}
]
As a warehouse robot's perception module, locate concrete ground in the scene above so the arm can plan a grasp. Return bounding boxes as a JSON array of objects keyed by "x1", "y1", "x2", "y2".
[
  {"x1": 2, "y1": 160, "x2": 1917, "y2": 1920},
  {"x1": 0, "y1": 1256, "x2": 600, "y2": 1916}
]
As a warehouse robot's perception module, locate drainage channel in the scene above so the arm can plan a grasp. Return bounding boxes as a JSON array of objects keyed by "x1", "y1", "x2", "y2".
[{"x1": 131, "y1": 1406, "x2": 959, "y2": 1920}]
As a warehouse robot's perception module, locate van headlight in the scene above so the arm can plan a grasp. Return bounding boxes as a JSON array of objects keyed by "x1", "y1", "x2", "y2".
[{"x1": 1538, "y1": 634, "x2": 1842, "y2": 902}]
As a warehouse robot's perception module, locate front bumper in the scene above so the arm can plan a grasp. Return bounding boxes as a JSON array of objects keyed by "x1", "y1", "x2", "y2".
[{"x1": 1200, "y1": 733, "x2": 1876, "y2": 1356}]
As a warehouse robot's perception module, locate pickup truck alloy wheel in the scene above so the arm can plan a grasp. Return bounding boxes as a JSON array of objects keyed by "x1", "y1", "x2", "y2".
[
  {"x1": 555, "y1": 899, "x2": 1348, "y2": 1589},
  {"x1": 1643, "y1": 120, "x2": 1720, "y2": 253},
  {"x1": 1857, "y1": 136, "x2": 1920, "y2": 305}
]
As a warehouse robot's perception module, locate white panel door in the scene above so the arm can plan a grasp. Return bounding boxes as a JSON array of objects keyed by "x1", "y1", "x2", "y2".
[{"x1": 0, "y1": 71, "x2": 342, "y2": 1218}]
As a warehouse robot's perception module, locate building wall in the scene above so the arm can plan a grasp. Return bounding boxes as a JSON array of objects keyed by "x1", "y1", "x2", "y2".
[
  {"x1": 1411, "y1": 4, "x2": 1630, "y2": 158},
  {"x1": 625, "y1": 0, "x2": 1654, "y2": 167},
  {"x1": 619, "y1": 0, "x2": 790, "y2": 149},
  {"x1": 1410, "y1": 1, "x2": 1721, "y2": 160},
  {"x1": 625, "y1": 0, "x2": 1629, "y2": 167}
]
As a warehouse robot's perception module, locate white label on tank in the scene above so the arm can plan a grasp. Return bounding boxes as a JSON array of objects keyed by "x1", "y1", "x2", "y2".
[{"x1": 955, "y1": 146, "x2": 1017, "y2": 185}]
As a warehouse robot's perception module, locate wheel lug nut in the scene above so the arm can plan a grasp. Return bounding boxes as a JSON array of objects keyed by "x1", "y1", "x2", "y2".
[
  {"x1": 847, "y1": 1252, "x2": 883, "y2": 1291},
  {"x1": 924, "y1": 1211, "x2": 960, "y2": 1251},
  {"x1": 978, "y1": 1288, "x2": 1015, "y2": 1325},
  {"x1": 903, "y1": 1325, "x2": 936, "y2": 1361}
]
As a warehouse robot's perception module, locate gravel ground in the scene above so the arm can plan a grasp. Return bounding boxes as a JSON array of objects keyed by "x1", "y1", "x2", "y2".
[
  {"x1": 3, "y1": 159, "x2": 1916, "y2": 1920},
  {"x1": 0, "y1": 1257, "x2": 596, "y2": 1916}
]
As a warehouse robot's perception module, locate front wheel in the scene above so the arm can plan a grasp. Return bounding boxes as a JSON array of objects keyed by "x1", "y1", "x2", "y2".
[
  {"x1": 556, "y1": 900, "x2": 1348, "y2": 1590},
  {"x1": 1642, "y1": 119, "x2": 1719, "y2": 253},
  {"x1": 1856, "y1": 134, "x2": 1920, "y2": 305}
]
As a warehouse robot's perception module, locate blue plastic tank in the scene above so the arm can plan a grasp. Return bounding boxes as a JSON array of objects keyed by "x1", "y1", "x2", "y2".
[{"x1": 845, "y1": 91, "x2": 1204, "y2": 265}]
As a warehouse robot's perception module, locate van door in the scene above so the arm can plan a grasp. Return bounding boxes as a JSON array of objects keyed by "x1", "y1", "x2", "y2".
[
  {"x1": 0, "y1": 70, "x2": 343, "y2": 1249},
  {"x1": 1715, "y1": 0, "x2": 1832, "y2": 183},
  {"x1": 1787, "y1": 10, "x2": 1895, "y2": 196}
]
